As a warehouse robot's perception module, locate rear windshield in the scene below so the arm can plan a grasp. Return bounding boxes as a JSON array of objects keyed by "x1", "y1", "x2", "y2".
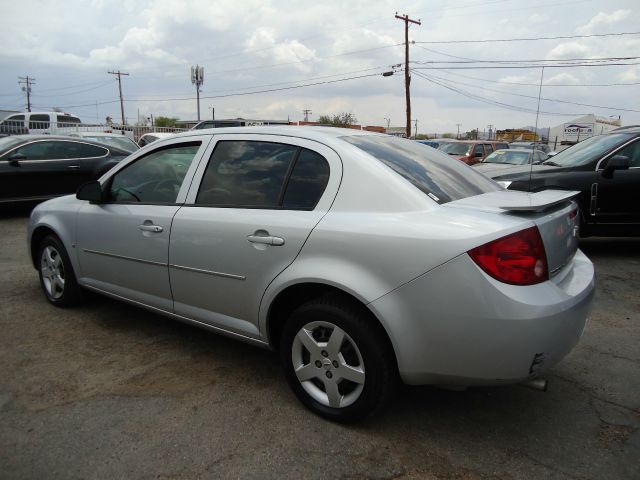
[
  {"x1": 342, "y1": 135, "x2": 500, "y2": 204},
  {"x1": 439, "y1": 142, "x2": 472, "y2": 156}
]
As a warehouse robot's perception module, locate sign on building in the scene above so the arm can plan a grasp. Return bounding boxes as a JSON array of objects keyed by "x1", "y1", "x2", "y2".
[{"x1": 563, "y1": 123, "x2": 594, "y2": 140}]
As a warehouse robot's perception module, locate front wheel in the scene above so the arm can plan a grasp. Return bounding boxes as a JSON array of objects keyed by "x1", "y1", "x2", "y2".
[
  {"x1": 280, "y1": 296, "x2": 396, "y2": 423},
  {"x1": 37, "y1": 235, "x2": 82, "y2": 307}
]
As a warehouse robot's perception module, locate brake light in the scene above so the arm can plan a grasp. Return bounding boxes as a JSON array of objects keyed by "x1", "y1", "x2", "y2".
[{"x1": 468, "y1": 226, "x2": 548, "y2": 285}]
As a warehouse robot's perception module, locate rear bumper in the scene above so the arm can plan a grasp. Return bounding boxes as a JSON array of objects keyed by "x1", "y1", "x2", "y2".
[{"x1": 368, "y1": 249, "x2": 595, "y2": 385}]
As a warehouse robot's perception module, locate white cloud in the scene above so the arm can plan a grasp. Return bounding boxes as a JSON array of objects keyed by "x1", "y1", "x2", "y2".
[
  {"x1": 576, "y1": 9, "x2": 632, "y2": 35},
  {"x1": 545, "y1": 73, "x2": 580, "y2": 85},
  {"x1": 547, "y1": 42, "x2": 589, "y2": 59},
  {"x1": 245, "y1": 28, "x2": 317, "y2": 72},
  {"x1": 528, "y1": 13, "x2": 548, "y2": 23}
]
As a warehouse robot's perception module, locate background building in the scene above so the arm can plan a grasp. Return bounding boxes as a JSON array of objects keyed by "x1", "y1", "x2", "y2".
[{"x1": 548, "y1": 114, "x2": 622, "y2": 149}]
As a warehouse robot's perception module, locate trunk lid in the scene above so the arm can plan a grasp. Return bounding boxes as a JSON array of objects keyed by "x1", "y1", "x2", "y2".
[{"x1": 445, "y1": 190, "x2": 580, "y2": 276}]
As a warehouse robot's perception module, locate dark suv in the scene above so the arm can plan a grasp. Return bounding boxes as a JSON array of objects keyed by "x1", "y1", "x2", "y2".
[{"x1": 488, "y1": 129, "x2": 640, "y2": 237}]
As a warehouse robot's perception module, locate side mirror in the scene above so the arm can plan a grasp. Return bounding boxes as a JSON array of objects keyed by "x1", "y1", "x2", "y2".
[
  {"x1": 8, "y1": 152, "x2": 26, "y2": 165},
  {"x1": 602, "y1": 154, "x2": 630, "y2": 178},
  {"x1": 76, "y1": 181, "x2": 104, "y2": 203},
  {"x1": 547, "y1": 151, "x2": 558, "y2": 157}
]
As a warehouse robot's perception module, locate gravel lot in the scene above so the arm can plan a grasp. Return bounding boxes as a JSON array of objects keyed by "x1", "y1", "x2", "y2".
[{"x1": 1, "y1": 206, "x2": 638, "y2": 479}]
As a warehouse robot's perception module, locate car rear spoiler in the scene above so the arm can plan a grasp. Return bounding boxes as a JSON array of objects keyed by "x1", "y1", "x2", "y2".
[{"x1": 449, "y1": 190, "x2": 580, "y2": 213}]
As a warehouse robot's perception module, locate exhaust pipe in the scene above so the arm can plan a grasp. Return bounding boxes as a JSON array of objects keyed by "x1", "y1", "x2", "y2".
[{"x1": 521, "y1": 378, "x2": 548, "y2": 392}]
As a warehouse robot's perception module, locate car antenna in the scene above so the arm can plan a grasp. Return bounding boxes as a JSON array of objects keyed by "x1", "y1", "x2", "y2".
[{"x1": 531, "y1": 66, "x2": 545, "y2": 193}]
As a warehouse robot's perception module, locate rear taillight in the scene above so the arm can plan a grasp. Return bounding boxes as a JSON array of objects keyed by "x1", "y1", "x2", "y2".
[{"x1": 468, "y1": 226, "x2": 548, "y2": 285}]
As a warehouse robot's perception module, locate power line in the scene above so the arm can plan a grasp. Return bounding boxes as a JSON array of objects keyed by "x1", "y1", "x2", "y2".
[
  {"x1": 421, "y1": 71, "x2": 640, "y2": 113},
  {"x1": 413, "y1": 31, "x2": 640, "y2": 44},
  {"x1": 33, "y1": 80, "x2": 116, "y2": 98},
  {"x1": 412, "y1": 62, "x2": 640, "y2": 70},
  {"x1": 430, "y1": 70, "x2": 640, "y2": 87},
  {"x1": 412, "y1": 56, "x2": 640, "y2": 65},
  {"x1": 413, "y1": 70, "x2": 583, "y2": 116},
  {"x1": 41, "y1": 71, "x2": 392, "y2": 108}
]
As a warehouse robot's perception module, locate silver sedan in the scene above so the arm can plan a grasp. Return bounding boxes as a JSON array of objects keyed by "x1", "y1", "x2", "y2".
[{"x1": 28, "y1": 127, "x2": 595, "y2": 422}]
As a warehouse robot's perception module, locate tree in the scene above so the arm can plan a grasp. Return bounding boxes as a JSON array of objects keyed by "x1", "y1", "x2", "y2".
[
  {"x1": 464, "y1": 129, "x2": 479, "y2": 140},
  {"x1": 317, "y1": 112, "x2": 358, "y2": 127},
  {"x1": 154, "y1": 116, "x2": 179, "y2": 127},
  {"x1": 441, "y1": 132, "x2": 455, "y2": 138}
]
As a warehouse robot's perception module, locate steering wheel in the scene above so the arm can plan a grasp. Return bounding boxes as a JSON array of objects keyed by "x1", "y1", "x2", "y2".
[{"x1": 151, "y1": 179, "x2": 181, "y2": 201}]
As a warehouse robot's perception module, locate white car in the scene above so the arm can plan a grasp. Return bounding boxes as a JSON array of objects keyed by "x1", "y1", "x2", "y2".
[{"x1": 28, "y1": 127, "x2": 594, "y2": 422}]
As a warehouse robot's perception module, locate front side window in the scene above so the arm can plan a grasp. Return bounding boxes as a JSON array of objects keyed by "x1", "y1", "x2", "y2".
[
  {"x1": 483, "y1": 144, "x2": 493, "y2": 155},
  {"x1": 474, "y1": 145, "x2": 484, "y2": 157},
  {"x1": 12, "y1": 141, "x2": 59, "y2": 160},
  {"x1": 613, "y1": 139, "x2": 640, "y2": 168},
  {"x1": 439, "y1": 142, "x2": 472, "y2": 156},
  {"x1": 545, "y1": 134, "x2": 634, "y2": 168},
  {"x1": 108, "y1": 142, "x2": 201, "y2": 204},
  {"x1": 342, "y1": 135, "x2": 500, "y2": 204}
]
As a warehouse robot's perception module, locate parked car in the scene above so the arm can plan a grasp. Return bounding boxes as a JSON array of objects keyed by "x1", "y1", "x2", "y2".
[
  {"x1": 0, "y1": 111, "x2": 82, "y2": 135},
  {"x1": 68, "y1": 132, "x2": 140, "y2": 153},
  {"x1": 138, "y1": 132, "x2": 176, "y2": 147},
  {"x1": 438, "y1": 140, "x2": 495, "y2": 165},
  {"x1": 28, "y1": 127, "x2": 594, "y2": 422},
  {"x1": 509, "y1": 142, "x2": 551, "y2": 154},
  {"x1": 415, "y1": 140, "x2": 439, "y2": 148},
  {"x1": 473, "y1": 149, "x2": 548, "y2": 176},
  {"x1": 488, "y1": 129, "x2": 640, "y2": 237},
  {"x1": 0, "y1": 135, "x2": 130, "y2": 204}
]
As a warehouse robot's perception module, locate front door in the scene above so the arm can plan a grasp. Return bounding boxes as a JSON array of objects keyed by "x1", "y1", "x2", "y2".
[
  {"x1": 0, "y1": 140, "x2": 92, "y2": 202},
  {"x1": 169, "y1": 135, "x2": 341, "y2": 337},
  {"x1": 75, "y1": 137, "x2": 209, "y2": 310},
  {"x1": 595, "y1": 138, "x2": 640, "y2": 227}
]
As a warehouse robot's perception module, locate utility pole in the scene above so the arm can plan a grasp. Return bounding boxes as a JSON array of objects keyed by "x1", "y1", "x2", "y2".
[
  {"x1": 303, "y1": 109, "x2": 312, "y2": 122},
  {"x1": 395, "y1": 13, "x2": 421, "y2": 139},
  {"x1": 414, "y1": 119, "x2": 418, "y2": 138},
  {"x1": 18, "y1": 76, "x2": 36, "y2": 112},
  {"x1": 191, "y1": 65, "x2": 204, "y2": 121},
  {"x1": 384, "y1": 117, "x2": 391, "y2": 131},
  {"x1": 108, "y1": 70, "x2": 129, "y2": 126},
  {"x1": 456, "y1": 123, "x2": 461, "y2": 139},
  {"x1": 487, "y1": 124, "x2": 493, "y2": 140}
]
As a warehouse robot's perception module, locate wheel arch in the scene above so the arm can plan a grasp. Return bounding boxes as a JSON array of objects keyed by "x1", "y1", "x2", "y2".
[
  {"x1": 30, "y1": 225, "x2": 58, "y2": 269},
  {"x1": 264, "y1": 282, "x2": 399, "y2": 374}
]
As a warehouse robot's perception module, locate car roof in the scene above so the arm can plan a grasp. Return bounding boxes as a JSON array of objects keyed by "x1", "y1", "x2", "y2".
[{"x1": 156, "y1": 125, "x2": 382, "y2": 142}]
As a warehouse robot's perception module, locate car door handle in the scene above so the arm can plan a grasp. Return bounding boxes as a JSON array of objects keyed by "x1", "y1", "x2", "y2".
[
  {"x1": 67, "y1": 165, "x2": 81, "y2": 170},
  {"x1": 138, "y1": 224, "x2": 163, "y2": 233},
  {"x1": 247, "y1": 235, "x2": 285, "y2": 246}
]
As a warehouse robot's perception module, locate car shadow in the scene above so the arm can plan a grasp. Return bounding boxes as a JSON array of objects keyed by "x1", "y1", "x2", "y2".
[{"x1": 579, "y1": 237, "x2": 640, "y2": 257}]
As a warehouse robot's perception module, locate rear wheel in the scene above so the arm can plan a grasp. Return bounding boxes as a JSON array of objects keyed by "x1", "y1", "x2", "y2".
[
  {"x1": 280, "y1": 295, "x2": 396, "y2": 423},
  {"x1": 38, "y1": 235, "x2": 82, "y2": 307}
]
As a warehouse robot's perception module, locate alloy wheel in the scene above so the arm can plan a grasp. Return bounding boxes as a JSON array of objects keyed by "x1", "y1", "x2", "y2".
[
  {"x1": 40, "y1": 246, "x2": 65, "y2": 300},
  {"x1": 291, "y1": 321, "x2": 365, "y2": 408}
]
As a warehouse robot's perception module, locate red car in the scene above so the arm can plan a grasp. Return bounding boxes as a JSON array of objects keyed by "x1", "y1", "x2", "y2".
[{"x1": 438, "y1": 141, "x2": 498, "y2": 165}]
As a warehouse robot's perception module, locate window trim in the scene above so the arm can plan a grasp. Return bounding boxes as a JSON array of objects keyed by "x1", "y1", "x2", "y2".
[
  {"x1": 104, "y1": 140, "x2": 204, "y2": 206},
  {"x1": 193, "y1": 139, "x2": 330, "y2": 211},
  {"x1": 0, "y1": 139, "x2": 110, "y2": 161}
]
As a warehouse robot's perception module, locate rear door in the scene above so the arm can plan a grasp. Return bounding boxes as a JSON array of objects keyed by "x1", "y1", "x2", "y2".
[
  {"x1": 169, "y1": 134, "x2": 342, "y2": 337},
  {"x1": 595, "y1": 138, "x2": 640, "y2": 226}
]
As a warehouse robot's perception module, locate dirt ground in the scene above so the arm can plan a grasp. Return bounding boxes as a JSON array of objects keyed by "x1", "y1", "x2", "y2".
[{"x1": 1, "y1": 208, "x2": 638, "y2": 479}]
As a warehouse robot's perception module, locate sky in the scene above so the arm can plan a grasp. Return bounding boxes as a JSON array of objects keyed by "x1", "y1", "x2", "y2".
[{"x1": 0, "y1": 0, "x2": 638, "y2": 135}]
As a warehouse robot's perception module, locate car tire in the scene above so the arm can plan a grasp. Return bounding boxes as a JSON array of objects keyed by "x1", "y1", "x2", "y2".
[
  {"x1": 37, "y1": 234, "x2": 82, "y2": 307},
  {"x1": 280, "y1": 294, "x2": 396, "y2": 423}
]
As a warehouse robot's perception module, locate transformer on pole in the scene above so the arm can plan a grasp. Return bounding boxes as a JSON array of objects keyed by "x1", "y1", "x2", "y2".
[{"x1": 191, "y1": 65, "x2": 204, "y2": 121}]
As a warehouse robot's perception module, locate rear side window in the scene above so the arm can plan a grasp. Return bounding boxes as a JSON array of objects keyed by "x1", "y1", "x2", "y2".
[
  {"x1": 57, "y1": 115, "x2": 81, "y2": 125},
  {"x1": 484, "y1": 144, "x2": 493, "y2": 154},
  {"x1": 196, "y1": 140, "x2": 330, "y2": 209},
  {"x1": 282, "y1": 149, "x2": 330, "y2": 210},
  {"x1": 196, "y1": 141, "x2": 297, "y2": 208},
  {"x1": 342, "y1": 135, "x2": 500, "y2": 204},
  {"x1": 29, "y1": 114, "x2": 50, "y2": 129}
]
